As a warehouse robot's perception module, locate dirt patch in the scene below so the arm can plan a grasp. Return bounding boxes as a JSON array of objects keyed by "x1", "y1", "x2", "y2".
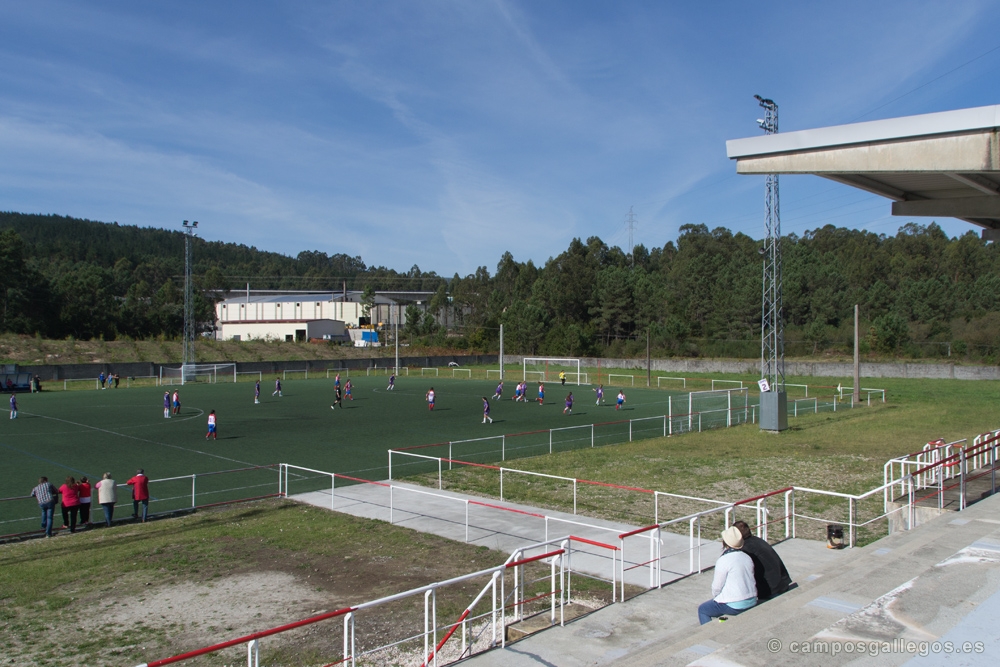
[{"x1": 102, "y1": 571, "x2": 327, "y2": 644}]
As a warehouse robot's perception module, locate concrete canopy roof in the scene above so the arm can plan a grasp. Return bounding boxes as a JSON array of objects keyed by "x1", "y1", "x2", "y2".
[{"x1": 726, "y1": 104, "x2": 1000, "y2": 236}]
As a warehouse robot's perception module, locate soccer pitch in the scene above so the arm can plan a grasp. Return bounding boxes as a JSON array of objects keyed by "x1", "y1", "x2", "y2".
[{"x1": 1, "y1": 377, "x2": 701, "y2": 531}]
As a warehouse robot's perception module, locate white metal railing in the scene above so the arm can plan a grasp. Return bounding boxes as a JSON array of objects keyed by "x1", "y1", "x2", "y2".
[
  {"x1": 136, "y1": 535, "x2": 586, "y2": 667},
  {"x1": 387, "y1": 450, "x2": 727, "y2": 523}
]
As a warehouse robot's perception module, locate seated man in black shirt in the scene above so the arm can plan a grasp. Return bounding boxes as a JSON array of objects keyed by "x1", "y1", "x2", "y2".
[{"x1": 733, "y1": 520, "x2": 792, "y2": 600}]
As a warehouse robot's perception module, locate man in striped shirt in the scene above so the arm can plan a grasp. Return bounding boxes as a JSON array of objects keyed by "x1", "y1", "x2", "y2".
[{"x1": 31, "y1": 477, "x2": 59, "y2": 537}]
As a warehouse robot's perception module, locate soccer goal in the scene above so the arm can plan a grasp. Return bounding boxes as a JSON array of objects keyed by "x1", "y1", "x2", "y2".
[
  {"x1": 283, "y1": 369, "x2": 309, "y2": 381},
  {"x1": 452, "y1": 368, "x2": 472, "y2": 379},
  {"x1": 236, "y1": 371, "x2": 263, "y2": 383},
  {"x1": 710, "y1": 379, "x2": 744, "y2": 391},
  {"x1": 657, "y1": 376, "x2": 687, "y2": 389},
  {"x1": 522, "y1": 357, "x2": 582, "y2": 385},
  {"x1": 421, "y1": 367, "x2": 439, "y2": 377},
  {"x1": 607, "y1": 373, "x2": 635, "y2": 387},
  {"x1": 486, "y1": 369, "x2": 502, "y2": 380},
  {"x1": 159, "y1": 363, "x2": 237, "y2": 385}
]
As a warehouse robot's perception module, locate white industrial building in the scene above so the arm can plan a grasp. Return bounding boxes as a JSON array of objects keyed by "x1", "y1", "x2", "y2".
[{"x1": 214, "y1": 290, "x2": 434, "y2": 342}]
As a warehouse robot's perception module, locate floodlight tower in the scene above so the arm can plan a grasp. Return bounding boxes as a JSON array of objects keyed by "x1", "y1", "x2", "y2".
[
  {"x1": 755, "y1": 95, "x2": 787, "y2": 431},
  {"x1": 182, "y1": 220, "x2": 198, "y2": 381}
]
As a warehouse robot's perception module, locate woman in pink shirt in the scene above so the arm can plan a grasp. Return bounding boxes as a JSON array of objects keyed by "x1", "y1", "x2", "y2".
[
  {"x1": 58, "y1": 476, "x2": 81, "y2": 533},
  {"x1": 77, "y1": 476, "x2": 92, "y2": 526}
]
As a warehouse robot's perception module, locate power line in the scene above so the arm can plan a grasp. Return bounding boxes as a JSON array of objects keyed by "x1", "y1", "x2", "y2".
[{"x1": 850, "y1": 43, "x2": 1000, "y2": 122}]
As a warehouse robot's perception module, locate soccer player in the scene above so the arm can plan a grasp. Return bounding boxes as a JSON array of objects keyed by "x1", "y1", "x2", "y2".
[
  {"x1": 616, "y1": 390, "x2": 626, "y2": 410},
  {"x1": 559, "y1": 370, "x2": 566, "y2": 386},
  {"x1": 334, "y1": 373, "x2": 341, "y2": 390},
  {"x1": 172, "y1": 390, "x2": 181, "y2": 415},
  {"x1": 206, "y1": 410, "x2": 217, "y2": 440},
  {"x1": 426, "y1": 387, "x2": 435, "y2": 411},
  {"x1": 594, "y1": 384, "x2": 604, "y2": 405},
  {"x1": 331, "y1": 386, "x2": 343, "y2": 410},
  {"x1": 492, "y1": 381, "x2": 503, "y2": 400},
  {"x1": 272, "y1": 377, "x2": 282, "y2": 397},
  {"x1": 163, "y1": 391, "x2": 171, "y2": 418},
  {"x1": 537, "y1": 383, "x2": 545, "y2": 405},
  {"x1": 9, "y1": 393, "x2": 17, "y2": 419},
  {"x1": 344, "y1": 379, "x2": 353, "y2": 401},
  {"x1": 563, "y1": 392, "x2": 573, "y2": 415},
  {"x1": 254, "y1": 380, "x2": 260, "y2": 404},
  {"x1": 99, "y1": 371, "x2": 106, "y2": 389},
  {"x1": 512, "y1": 382, "x2": 521, "y2": 402},
  {"x1": 387, "y1": 374, "x2": 395, "y2": 390},
  {"x1": 482, "y1": 397, "x2": 493, "y2": 424}
]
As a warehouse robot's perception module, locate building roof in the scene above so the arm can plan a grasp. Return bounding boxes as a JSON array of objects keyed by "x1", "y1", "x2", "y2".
[
  {"x1": 726, "y1": 104, "x2": 1000, "y2": 235},
  {"x1": 218, "y1": 290, "x2": 435, "y2": 307}
]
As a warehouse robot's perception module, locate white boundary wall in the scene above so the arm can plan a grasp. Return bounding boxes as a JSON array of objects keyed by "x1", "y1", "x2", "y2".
[{"x1": 505, "y1": 356, "x2": 1000, "y2": 381}]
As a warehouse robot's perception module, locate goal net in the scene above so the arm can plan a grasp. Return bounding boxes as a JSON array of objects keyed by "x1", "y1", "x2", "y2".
[
  {"x1": 522, "y1": 357, "x2": 583, "y2": 385},
  {"x1": 160, "y1": 363, "x2": 237, "y2": 385}
]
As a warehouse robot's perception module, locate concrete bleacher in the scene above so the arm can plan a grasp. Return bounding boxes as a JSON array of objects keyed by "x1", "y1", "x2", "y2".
[
  {"x1": 290, "y1": 482, "x2": 1000, "y2": 666},
  {"x1": 467, "y1": 492, "x2": 1000, "y2": 667}
]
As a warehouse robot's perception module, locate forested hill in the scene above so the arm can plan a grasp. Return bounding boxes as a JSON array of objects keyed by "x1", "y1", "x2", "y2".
[
  {"x1": 2, "y1": 212, "x2": 1000, "y2": 361},
  {"x1": 0, "y1": 212, "x2": 445, "y2": 340},
  {"x1": 0, "y1": 212, "x2": 432, "y2": 286}
]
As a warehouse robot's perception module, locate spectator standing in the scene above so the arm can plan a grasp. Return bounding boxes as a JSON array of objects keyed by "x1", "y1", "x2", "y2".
[
  {"x1": 78, "y1": 476, "x2": 92, "y2": 526},
  {"x1": 9, "y1": 393, "x2": 17, "y2": 419},
  {"x1": 96, "y1": 472, "x2": 117, "y2": 527},
  {"x1": 733, "y1": 521, "x2": 792, "y2": 600},
  {"x1": 113, "y1": 373, "x2": 120, "y2": 389},
  {"x1": 31, "y1": 477, "x2": 59, "y2": 537},
  {"x1": 127, "y1": 469, "x2": 150, "y2": 522},
  {"x1": 697, "y1": 526, "x2": 757, "y2": 624},
  {"x1": 58, "y1": 476, "x2": 81, "y2": 533}
]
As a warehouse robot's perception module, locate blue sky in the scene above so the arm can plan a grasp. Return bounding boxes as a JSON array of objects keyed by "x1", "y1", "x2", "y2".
[{"x1": 2, "y1": 1, "x2": 999, "y2": 276}]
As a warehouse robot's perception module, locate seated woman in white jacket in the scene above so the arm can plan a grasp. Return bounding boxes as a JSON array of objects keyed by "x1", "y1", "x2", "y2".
[{"x1": 698, "y1": 525, "x2": 757, "y2": 624}]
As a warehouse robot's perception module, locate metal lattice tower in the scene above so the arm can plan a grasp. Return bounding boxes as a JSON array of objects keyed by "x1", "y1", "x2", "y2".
[
  {"x1": 626, "y1": 206, "x2": 637, "y2": 263},
  {"x1": 182, "y1": 220, "x2": 198, "y2": 375},
  {"x1": 755, "y1": 95, "x2": 784, "y2": 392}
]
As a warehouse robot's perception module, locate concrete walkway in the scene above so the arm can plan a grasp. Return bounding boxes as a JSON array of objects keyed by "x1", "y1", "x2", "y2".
[{"x1": 291, "y1": 480, "x2": 714, "y2": 588}]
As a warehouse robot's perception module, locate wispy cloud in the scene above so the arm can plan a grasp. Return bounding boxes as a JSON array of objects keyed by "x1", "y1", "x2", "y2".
[{"x1": 1, "y1": 0, "x2": 998, "y2": 275}]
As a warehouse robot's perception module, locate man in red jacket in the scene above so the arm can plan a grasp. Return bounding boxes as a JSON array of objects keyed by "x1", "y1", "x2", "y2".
[{"x1": 127, "y1": 469, "x2": 150, "y2": 523}]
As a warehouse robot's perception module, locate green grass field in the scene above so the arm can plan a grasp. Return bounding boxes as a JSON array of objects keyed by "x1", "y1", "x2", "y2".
[
  {"x1": 8, "y1": 367, "x2": 995, "y2": 540},
  {"x1": 2, "y1": 374, "x2": 735, "y2": 533}
]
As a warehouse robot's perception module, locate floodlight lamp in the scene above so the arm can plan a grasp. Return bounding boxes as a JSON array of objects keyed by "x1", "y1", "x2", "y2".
[
  {"x1": 757, "y1": 118, "x2": 766, "y2": 127},
  {"x1": 754, "y1": 94, "x2": 764, "y2": 102}
]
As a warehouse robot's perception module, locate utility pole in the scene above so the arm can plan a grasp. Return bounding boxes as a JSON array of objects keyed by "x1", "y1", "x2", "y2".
[
  {"x1": 755, "y1": 95, "x2": 787, "y2": 431},
  {"x1": 853, "y1": 304, "x2": 861, "y2": 406},
  {"x1": 499, "y1": 323, "x2": 504, "y2": 381},
  {"x1": 646, "y1": 326, "x2": 651, "y2": 387},
  {"x1": 182, "y1": 220, "x2": 199, "y2": 383},
  {"x1": 626, "y1": 206, "x2": 637, "y2": 265}
]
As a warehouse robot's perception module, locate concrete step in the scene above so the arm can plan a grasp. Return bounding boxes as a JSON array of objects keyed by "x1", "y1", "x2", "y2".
[
  {"x1": 463, "y1": 493, "x2": 1000, "y2": 667},
  {"x1": 613, "y1": 493, "x2": 1000, "y2": 666}
]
